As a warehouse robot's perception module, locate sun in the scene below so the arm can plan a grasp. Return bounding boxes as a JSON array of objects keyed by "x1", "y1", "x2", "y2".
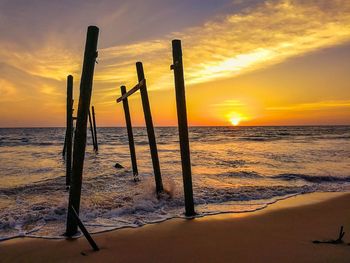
[
  {"x1": 230, "y1": 117, "x2": 241, "y2": 126},
  {"x1": 227, "y1": 112, "x2": 245, "y2": 126}
]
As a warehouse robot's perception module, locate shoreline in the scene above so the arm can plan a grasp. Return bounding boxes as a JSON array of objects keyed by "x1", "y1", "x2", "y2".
[
  {"x1": 0, "y1": 191, "x2": 341, "y2": 242},
  {"x1": 2, "y1": 191, "x2": 350, "y2": 262}
]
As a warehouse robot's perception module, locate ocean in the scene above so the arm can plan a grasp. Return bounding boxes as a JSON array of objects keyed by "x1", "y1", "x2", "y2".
[{"x1": 0, "y1": 126, "x2": 349, "y2": 241}]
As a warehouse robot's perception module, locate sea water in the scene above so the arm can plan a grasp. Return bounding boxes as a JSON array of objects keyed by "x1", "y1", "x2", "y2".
[{"x1": 0, "y1": 126, "x2": 349, "y2": 240}]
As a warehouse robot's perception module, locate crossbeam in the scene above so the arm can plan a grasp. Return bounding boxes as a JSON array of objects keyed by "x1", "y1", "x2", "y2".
[{"x1": 116, "y1": 79, "x2": 145, "y2": 103}]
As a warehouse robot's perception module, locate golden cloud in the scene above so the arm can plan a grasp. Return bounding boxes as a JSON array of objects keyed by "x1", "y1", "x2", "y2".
[
  {"x1": 266, "y1": 100, "x2": 350, "y2": 111},
  {"x1": 96, "y1": 0, "x2": 350, "y2": 96},
  {"x1": 0, "y1": 79, "x2": 18, "y2": 101},
  {"x1": 0, "y1": 40, "x2": 80, "y2": 81},
  {"x1": 1, "y1": 0, "x2": 350, "y2": 105}
]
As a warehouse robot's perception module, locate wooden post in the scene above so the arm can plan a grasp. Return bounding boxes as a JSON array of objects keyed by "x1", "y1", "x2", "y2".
[
  {"x1": 121, "y1": 85, "x2": 139, "y2": 179},
  {"x1": 171, "y1": 40, "x2": 195, "y2": 216},
  {"x1": 91, "y1": 106, "x2": 98, "y2": 152},
  {"x1": 66, "y1": 26, "x2": 99, "y2": 236},
  {"x1": 88, "y1": 109, "x2": 96, "y2": 150},
  {"x1": 62, "y1": 135, "x2": 67, "y2": 157},
  {"x1": 136, "y1": 62, "x2": 163, "y2": 193},
  {"x1": 66, "y1": 75, "x2": 74, "y2": 186}
]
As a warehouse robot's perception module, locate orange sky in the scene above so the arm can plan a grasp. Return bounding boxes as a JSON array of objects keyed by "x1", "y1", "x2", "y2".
[{"x1": 0, "y1": 0, "x2": 349, "y2": 127}]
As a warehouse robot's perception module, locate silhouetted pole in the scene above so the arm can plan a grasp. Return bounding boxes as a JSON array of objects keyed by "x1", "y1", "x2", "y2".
[
  {"x1": 136, "y1": 62, "x2": 163, "y2": 193},
  {"x1": 62, "y1": 134, "x2": 67, "y2": 157},
  {"x1": 171, "y1": 40, "x2": 195, "y2": 216},
  {"x1": 91, "y1": 106, "x2": 98, "y2": 152},
  {"x1": 66, "y1": 26, "x2": 99, "y2": 236},
  {"x1": 121, "y1": 85, "x2": 139, "y2": 179},
  {"x1": 88, "y1": 109, "x2": 96, "y2": 150},
  {"x1": 66, "y1": 75, "x2": 74, "y2": 186}
]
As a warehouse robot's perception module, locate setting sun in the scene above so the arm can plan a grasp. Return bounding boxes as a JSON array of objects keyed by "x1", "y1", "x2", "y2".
[
  {"x1": 230, "y1": 117, "x2": 241, "y2": 126},
  {"x1": 227, "y1": 112, "x2": 244, "y2": 126}
]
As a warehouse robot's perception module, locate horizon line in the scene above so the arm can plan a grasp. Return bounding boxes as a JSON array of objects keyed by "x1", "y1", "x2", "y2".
[{"x1": 1, "y1": 124, "x2": 349, "y2": 129}]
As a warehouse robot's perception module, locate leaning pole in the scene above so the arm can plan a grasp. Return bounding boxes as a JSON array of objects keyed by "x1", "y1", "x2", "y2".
[
  {"x1": 136, "y1": 62, "x2": 164, "y2": 194},
  {"x1": 66, "y1": 26, "x2": 99, "y2": 236},
  {"x1": 65, "y1": 75, "x2": 73, "y2": 186}
]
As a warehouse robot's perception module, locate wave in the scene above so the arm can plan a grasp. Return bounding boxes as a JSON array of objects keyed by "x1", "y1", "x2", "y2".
[
  {"x1": 220, "y1": 171, "x2": 261, "y2": 178},
  {"x1": 1, "y1": 171, "x2": 349, "y2": 242},
  {"x1": 0, "y1": 174, "x2": 318, "y2": 240},
  {"x1": 216, "y1": 160, "x2": 246, "y2": 168},
  {"x1": 0, "y1": 192, "x2": 300, "y2": 242},
  {"x1": 0, "y1": 141, "x2": 60, "y2": 147},
  {"x1": 272, "y1": 174, "x2": 350, "y2": 183},
  {"x1": 0, "y1": 185, "x2": 314, "y2": 242},
  {"x1": 0, "y1": 176, "x2": 66, "y2": 196}
]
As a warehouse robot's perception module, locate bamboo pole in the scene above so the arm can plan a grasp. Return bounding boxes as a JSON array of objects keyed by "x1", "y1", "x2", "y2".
[
  {"x1": 121, "y1": 85, "x2": 139, "y2": 180},
  {"x1": 136, "y1": 62, "x2": 163, "y2": 193},
  {"x1": 171, "y1": 40, "x2": 195, "y2": 216},
  {"x1": 66, "y1": 26, "x2": 99, "y2": 236}
]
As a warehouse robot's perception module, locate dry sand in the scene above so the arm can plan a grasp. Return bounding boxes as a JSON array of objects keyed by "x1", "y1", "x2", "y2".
[{"x1": 1, "y1": 192, "x2": 350, "y2": 263}]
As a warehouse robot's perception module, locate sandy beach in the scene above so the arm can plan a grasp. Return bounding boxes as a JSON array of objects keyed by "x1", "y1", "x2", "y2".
[{"x1": 1, "y1": 192, "x2": 350, "y2": 262}]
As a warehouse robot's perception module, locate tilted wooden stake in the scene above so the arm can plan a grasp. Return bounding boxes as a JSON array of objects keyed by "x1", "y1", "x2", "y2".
[
  {"x1": 171, "y1": 40, "x2": 195, "y2": 216},
  {"x1": 70, "y1": 206, "x2": 99, "y2": 251},
  {"x1": 66, "y1": 75, "x2": 74, "y2": 186},
  {"x1": 91, "y1": 106, "x2": 98, "y2": 152},
  {"x1": 121, "y1": 85, "x2": 139, "y2": 180},
  {"x1": 66, "y1": 26, "x2": 99, "y2": 236},
  {"x1": 136, "y1": 62, "x2": 163, "y2": 193}
]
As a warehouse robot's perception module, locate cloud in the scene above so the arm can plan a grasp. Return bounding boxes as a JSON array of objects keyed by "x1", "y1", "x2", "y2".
[
  {"x1": 0, "y1": 40, "x2": 80, "y2": 81},
  {"x1": 0, "y1": 79, "x2": 18, "y2": 102},
  {"x1": 266, "y1": 100, "x2": 350, "y2": 111},
  {"x1": 1, "y1": 0, "x2": 350, "y2": 126},
  {"x1": 211, "y1": 100, "x2": 245, "y2": 107},
  {"x1": 2, "y1": 0, "x2": 350, "y2": 93},
  {"x1": 94, "y1": 0, "x2": 350, "y2": 96}
]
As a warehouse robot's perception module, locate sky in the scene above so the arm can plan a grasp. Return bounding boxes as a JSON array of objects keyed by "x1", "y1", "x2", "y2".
[{"x1": 0, "y1": 0, "x2": 349, "y2": 127}]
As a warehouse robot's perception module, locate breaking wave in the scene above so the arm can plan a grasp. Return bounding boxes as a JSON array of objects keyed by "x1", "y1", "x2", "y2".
[{"x1": 272, "y1": 174, "x2": 350, "y2": 183}]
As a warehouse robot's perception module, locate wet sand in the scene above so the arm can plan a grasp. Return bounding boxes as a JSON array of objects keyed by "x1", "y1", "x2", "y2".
[{"x1": 1, "y1": 192, "x2": 350, "y2": 263}]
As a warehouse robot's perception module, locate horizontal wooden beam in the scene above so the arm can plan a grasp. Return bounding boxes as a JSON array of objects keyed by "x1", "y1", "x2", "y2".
[{"x1": 116, "y1": 79, "x2": 145, "y2": 103}]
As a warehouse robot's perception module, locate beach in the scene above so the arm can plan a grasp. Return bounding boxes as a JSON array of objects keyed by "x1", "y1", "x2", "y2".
[{"x1": 1, "y1": 192, "x2": 350, "y2": 262}]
